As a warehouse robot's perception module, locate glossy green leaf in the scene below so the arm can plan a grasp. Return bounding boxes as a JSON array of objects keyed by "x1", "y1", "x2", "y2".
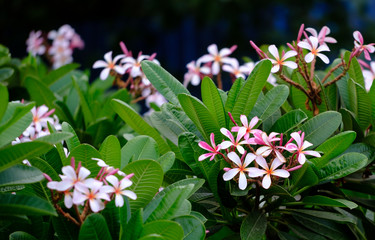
[
  {"x1": 52, "y1": 215, "x2": 79, "y2": 240},
  {"x1": 123, "y1": 209, "x2": 144, "y2": 240},
  {"x1": 0, "y1": 193, "x2": 57, "y2": 216},
  {"x1": 297, "y1": 111, "x2": 342, "y2": 146},
  {"x1": 24, "y1": 76, "x2": 57, "y2": 106},
  {"x1": 345, "y1": 54, "x2": 365, "y2": 88},
  {"x1": 0, "y1": 67, "x2": 14, "y2": 82},
  {"x1": 369, "y1": 82, "x2": 375, "y2": 124},
  {"x1": 79, "y1": 213, "x2": 112, "y2": 240},
  {"x1": 290, "y1": 163, "x2": 319, "y2": 191},
  {"x1": 240, "y1": 211, "x2": 267, "y2": 240},
  {"x1": 72, "y1": 78, "x2": 93, "y2": 129},
  {"x1": 0, "y1": 83, "x2": 8, "y2": 120},
  {"x1": 43, "y1": 63, "x2": 80, "y2": 86},
  {"x1": 121, "y1": 135, "x2": 159, "y2": 168},
  {"x1": 311, "y1": 131, "x2": 356, "y2": 168},
  {"x1": 173, "y1": 215, "x2": 206, "y2": 240},
  {"x1": 36, "y1": 132, "x2": 74, "y2": 145},
  {"x1": 364, "y1": 133, "x2": 375, "y2": 148},
  {"x1": 287, "y1": 221, "x2": 326, "y2": 240},
  {"x1": 178, "y1": 93, "x2": 221, "y2": 143},
  {"x1": 122, "y1": 159, "x2": 163, "y2": 211},
  {"x1": 101, "y1": 201, "x2": 121, "y2": 240},
  {"x1": 99, "y1": 135, "x2": 121, "y2": 169},
  {"x1": 224, "y1": 77, "x2": 244, "y2": 118},
  {"x1": 141, "y1": 60, "x2": 190, "y2": 105},
  {"x1": 29, "y1": 156, "x2": 60, "y2": 181},
  {"x1": 140, "y1": 220, "x2": 184, "y2": 240},
  {"x1": 149, "y1": 111, "x2": 185, "y2": 145},
  {"x1": 201, "y1": 76, "x2": 227, "y2": 128},
  {"x1": 61, "y1": 122, "x2": 80, "y2": 152},
  {"x1": 111, "y1": 99, "x2": 170, "y2": 154},
  {"x1": 231, "y1": 59, "x2": 272, "y2": 123},
  {"x1": 269, "y1": 109, "x2": 308, "y2": 134},
  {"x1": 288, "y1": 209, "x2": 355, "y2": 224},
  {"x1": 0, "y1": 102, "x2": 34, "y2": 148},
  {"x1": 300, "y1": 195, "x2": 357, "y2": 209},
  {"x1": 68, "y1": 144, "x2": 102, "y2": 177},
  {"x1": 249, "y1": 85, "x2": 289, "y2": 122},
  {"x1": 9, "y1": 231, "x2": 39, "y2": 240},
  {"x1": 347, "y1": 79, "x2": 372, "y2": 130},
  {"x1": 0, "y1": 141, "x2": 53, "y2": 172},
  {"x1": 318, "y1": 152, "x2": 368, "y2": 182},
  {"x1": 119, "y1": 197, "x2": 131, "y2": 239},
  {"x1": 0, "y1": 164, "x2": 44, "y2": 187},
  {"x1": 339, "y1": 108, "x2": 364, "y2": 141},
  {"x1": 157, "y1": 151, "x2": 175, "y2": 173}
]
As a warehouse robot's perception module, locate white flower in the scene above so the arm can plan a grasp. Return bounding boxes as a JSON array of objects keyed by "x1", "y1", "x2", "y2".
[
  {"x1": 198, "y1": 44, "x2": 236, "y2": 75},
  {"x1": 121, "y1": 54, "x2": 150, "y2": 78},
  {"x1": 223, "y1": 152, "x2": 256, "y2": 190},
  {"x1": 49, "y1": 165, "x2": 91, "y2": 191},
  {"x1": 145, "y1": 92, "x2": 167, "y2": 108},
  {"x1": 105, "y1": 175, "x2": 137, "y2": 207},
  {"x1": 183, "y1": 60, "x2": 211, "y2": 86},
  {"x1": 267, "y1": 45, "x2": 297, "y2": 73},
  {"x1": 93, "y1": 51, "x2": 126, "y2": 80},
  {"x1": 363, "y1": 61, "x2": 375, "y2": 91},
  {"x1": 222, "y1": 58, "x2": 252, "y2": 79},
  {"x1": 298, "y1": 36, "x2": 330, "y2": 64}
]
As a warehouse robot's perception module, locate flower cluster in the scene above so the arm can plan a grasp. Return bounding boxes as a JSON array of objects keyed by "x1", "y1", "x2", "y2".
[
  {"x1": 198, "y1": 114, "x2": 321, "y2": 190},
  {"x1": 44, "y1": 157, "x2": 136, "y2": 225},
  {"x1": 184, "y1": 43, "x2": 276, "y2": 88},
  {"x1": 13, "y1": 104, "x2": 61, "y2": 143},
  {"x1": 92, "y1": 42, "x2": 167, "y2": 112},
  {"x1": 26, "y1": 24, "x2": 84, "y2": 69}
]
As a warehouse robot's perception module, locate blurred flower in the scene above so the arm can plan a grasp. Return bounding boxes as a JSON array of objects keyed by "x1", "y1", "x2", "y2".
[
  {"x1": 26, "y1": 30, "x2": 46, "y2": 56},
  {"x1": 267, "y1": 45, "x2": 297, "y2": 73},
  {"x1": 199, "y1": 44, "x2": 237, "y2": 75},
  {"x1": 362, "y1": 61, "x2": 375, "y2": 91},
  {"x1": 298, "y1": 36, "x2": 330, "y2": 64},
  {"x1": 183, "y1": 60, "x2": 211, "y2": 86},
  {"x1": 122, "y1": 53, "x2": 150, "y2": 78},
  {"x1": 223, "y1": 152, "x2": 256, "y2": 190},
  {"x1": 305, "y1": 26, "x2": 337, "y2": 45},
  {"x1": 93, "y1": 51, "x2": 126, "y2": 80},
  {"x1": 353, "y1": 31, "x2": 375, "y2": 61},
  {"x1": 222, "y1": 58, "x2": 253, "y2": 79}
]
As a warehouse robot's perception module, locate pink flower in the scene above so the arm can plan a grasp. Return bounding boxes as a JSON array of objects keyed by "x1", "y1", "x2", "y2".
[
  {"x1": 183, "y1": 60, "x2": 211, "y2": 86},
  {"x1": 285, "y1": 132, "x2": 321, "y2": 165},
  {"x1": 267, "y1": 45, "x2": 297, "y2": 73},
  {"x1": 105, "y1": 175, "x2": 137, "y2": 207},
  {"x1": 198, "y1": 133, "x2": 222, "y2": 161},
  {"x1": 248, "y1": 157, "x2": 290, "y2": 189},
  {"x1": 223, "y1": 152, "x2": 256, "y2": 190},
  {"x1": 26, "y1": 30, "x2": 46, "y2": 56},
  {"x1": 121, "y1": 53, "x2": 150, "y2": 78},
  {"x1": 362, "y1": 61, "x2": 375, "y2": 91},
  {"x1": 93, "y1": 51, "x2": 126, "y2": 80},
  {"x1": 254, "y1": 131, "x2": 286, "y2": 162},
  {"x1": 353, "y1": 31, "x2": 375, "y2": 61},
  {"x1": 198, "y1": 44, "x2": 237, "y2": 75},
  {"x1": 222, "y1": 58, "x2": 253, "y2": 79},
  {"x1": 220, "y1": 128, "x2": 248, "y2": 154},
  {"x1": 231, "y1": 115, "x2": 259, "y2": 141},
  {"x1": 305, "y1": 26, "x2": 337, "y2": 45},
  {"x1": 50, "y1": 165, "x2": 91, "y2": 191},
  {"x1": 298, "y1": 36, "x2": 330, "y2": 64}
]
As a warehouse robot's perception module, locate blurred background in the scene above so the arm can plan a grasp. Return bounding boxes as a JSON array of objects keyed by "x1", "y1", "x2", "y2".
[{"x1": 1, "y1": 0, "x2": 375, "y2": 86}]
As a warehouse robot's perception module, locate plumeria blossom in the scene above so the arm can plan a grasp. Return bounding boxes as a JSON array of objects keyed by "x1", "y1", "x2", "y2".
[
  {"x1": 73, "y1": 179, "x2": 112, "y2": 213},
  {"x1": 353, "y1": 31, "x2": 375, "y2": 61},
  {"x1": 26, "y1": 30, "x2": 46, "y2": 56},
  {"x1": 231, "y1": 115, "x2": 260, "y2": 141},
  {"x1": 305, "y1": 26, "x2": 337, "y2": 45},
  {"x1": 49, "y1": 165, "x2": 91, "y2": 192},
  {"x1": 248, "y1": 157, "x2": 290, "y2": 189},
  {"x1": 220, "y1": 128, "x2": 248, "y2": 154},
  {"x1": 93, "y1": 51, "x2": 126, "y2": 80},
  {"x1": 106, "y1": 175, "x2": 137, "y2": 207},
  {"x1": 223, "y1": 152, "x2": 256, "y2": 190},
  {"x1": 298, "y1": 36, "x2": 330, "y2": 64},
  {"x1": 362, "y1": 61, "x2": 375, "y2": 91},
  {"x1": 285, "y1": 132, "x2": 321, "y2": 165},
  {"x1": 198, "y1": 133, "x2": 222, "y2": 161},
  {"x1": 222, "y1": 58, "x2": 253, "y2": 79},
  {"x1": 254, "y1": 131, "x2": 286, "y2": 162},
  {"x1": 199, "y1": 44, "x2": 237, "y2": 75},
  {"x1": 267, "y1": 45, "x2": 297, "y2": 73},
  {"x1": 183, "y1": 60, "x2": 211, "y2": 86},
  {"x1": 92, "y1": 158, "x2": 126, "y2": 178},
  {"x1": 122, "y1": 52, "x2": 155, "y2": 78}
]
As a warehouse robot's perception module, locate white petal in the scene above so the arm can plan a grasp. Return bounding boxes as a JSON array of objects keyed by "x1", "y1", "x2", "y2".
[
  {"x1": 207, "y1": 44, "x2": 218, "y2": 55},
  {"x1": 317, "y1": 53, "x2": 330, "y2": 64},
  {"x1": 238, "y1": 172, "x2": 247, "y2": 190},
  {"x1": 62, "y1": 166, "x2": 76, "y2": 180},
  {"x1": 198, "y1": 55, "x2": 214, "y2": 63},
  {"x1": 298, "y1": 153, "x2": 307, "y2": 165},
  {"x1": 223, "y1": 168, "x2": 240, "y2": 181},
  {"x1": 64, "y1": 194, "x2": 73, "y2": 208},
  {"x1": 262, "y1": 174, "x2": 272, "y2": 189},
  {"x1": 268, "y1": 45, "x2": 280, "y2": 60},
  {"x1": 123, "y1": 190, "x2": 137, "y2": 200},
  {"x1": 212, "y1": 62, "x2": 220, "y2": 75},
  {"x1": 191, "y1": 75, "x2": 201, "y2": 86},
  {"x1": 309, "y1": 37, "x2": 319, "y2": 49},
  {"x1": 228, "y1": 152, "x2": 242, "y2": 166},
  {"x1": 244, "y1": 153, "x2": 256, "y2": 167},
  {"x1": 78, "y1": 167, "x2": 91, "y2": 180},
  {"x1": 100, "y1": 68, "x2": 111, "y2": 80},
  {"x1": 270, "y1": 157, "x2": 283, "y2": 170},
  {"x1": 317, "y1": 44, "x2": 330, "y2": 52},
  {"x1": 272, "y1": 169, "x2": 290, "y2": 178},
  {"x1": 89, "y1": 199, "x2": 103, "y2": 213},
  {"x1": 304, "y1": 53, "x2": 315, "y2": 63},
  {"x1": 283, "y1": 61, "x2": 297, "y2": 69},
  {"x1": 271, "y1": 64, "x2": 280, "y2": 73},
  {"x1": 290, "y1": 132, "x2": 302, "y2": 147},
  {"x1": 248, "y1": 167, "x2": 266, "y2": 178},
  {"x1": 283, "y1": 50, "x2": 297, "y2": 60},
  {"x1": 256, "y1": 155, "x2": 269, "y2": 170},
  {"x1": 219, "y1": 48, "x2": 232, "y2": 57},
  {"x1": 103, "y1": 51, "x2": 113, "y2": 63},
  {"x1": 237, "y1": 145, "x2": 245, "y2": 154},
  {"x1": 298, "y1": 41, "x2": 312, "y2": 50},
  {"x1": 106, "y1": 175, "x2": 119, "y2": 187},
  {"x1": 302, "y1": 140, "x2": 313, "y2": 150},
  {"x1": 220, "y1": 141, "x2": 233, "y2": 149},
  {"x1": 303, "y1": 150, "x2": 321, "y2": 158},
  {"x1": 115, "y1": 194, "x2": 124, "y2": 207},
  {"x1": 119, "y1": 178, "x2": 133, "y2": 189}
]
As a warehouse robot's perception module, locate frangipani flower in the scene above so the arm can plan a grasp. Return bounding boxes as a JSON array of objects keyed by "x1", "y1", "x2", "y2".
[
  {"x1": 50, "y1": 165, "x2": 91, "y2": 191},
  {"x1": 121, "y1": 53, "x2": 150, "y2": 78},
  {"x1": 231, "y1": 115, "x2": 260, "y2": 141},
  {"x1": 26, "y1": 30, "x2": 46, "y2": 56},
  {"x1": 198, "y1": 133, "x2": 222, "y2": 161},
  {"x1": 106, "y1": 175, "x2": 137, "y2": 207},
  {"x1": 267, "y1": 45, "x2": 297, "y2": 73},
  {"x1": 248, "y1": 157, "x2": 290, "y2": 189},
  {"x1": 93, "y1": 51, "x2": 126, "y2": 80},
  {"x1": 183, "y1": 60, "x2": 211, "y2": 86},
  {"x1": 199, "y1": 44, "x2": 237, "y2": 75},
  {"x1": 305, "y1": 26, "x2": 337, "y2": 45},
  {"x1": 254, "y1": 131, "x2": 285, "y2": 162},
  {"x1": 353, "y1": 31, "x2": 375, "y2": 61},
  {"x1": 223, "y1": 152, "x2": 256, "y2": 190},
  {"x1": 73, "y1": 179, "x2": 112, "y2": 213},
  {"x1": 220, "y1": 128, "x2": 248, "y2": 154},
  {"x1": 298, "y1": 36, "x2": 330, "y2": 64},
  {"x1": 362, "y1": 61, "x2": 375, "y2": 91},
  {"x1": 285, "y1": 132, "x2": 321, "y2": 165}
]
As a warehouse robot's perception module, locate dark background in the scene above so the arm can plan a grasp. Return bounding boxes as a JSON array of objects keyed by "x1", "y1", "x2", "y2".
[{"x1": 1, "y1": 0, "x2": 375, "y2": 86}]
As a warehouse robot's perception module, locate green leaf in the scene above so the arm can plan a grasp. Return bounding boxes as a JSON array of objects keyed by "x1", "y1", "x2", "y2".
[
  {"x1": 29, "y1": 156, "x2": 60, "y2": 181},
  {"x1": 122, "y1": 160, "x2": 163, "y2": 212},
  {"x1": 24, "y1": 76, "x2": 57, "y2": 107},
  {"x1": 111, "y1": 99, "x2": 170, "y2": 154},
  {"x1": 224, "y1": 78, "x2": 245, "y2": 116},
  {"x1": 72, "y1": 78, "x2": 94, "y2": 129},
  {"x1": 311, "y1": 131, "x2": 356, "y2": 168},
  {"x1": 0, "y1": 164, "x2": 44, "y2": 187},
  {"x1": 123, "y1": 209, "x2": 144, "y2": 240},
  {"x1": 141, "y1": 60, "x2": 190, "y2": 105},
  {"x1": 240, "y1": 211, "x2": 267, "y2": 240},
  {"x1": 140, "y1": 220, "x2": 184, "y2": 240},
  {"x1": 99, "y1": 135, "x2": 121, "y2": 169},
  {"x1": 79, "y1": 213, "x2": 112, "y2": 240},
  {"x1": 43, "y1": 63, "x2": 80, "y2": 86},
  {"x1": 149, "y1": 111, "x2": 185, "y2": 145},
  {"x1": 119, "y1": 197, "x2": 131, "y2": 239},
  {"x1": 369, "y1": 82, "x2": 375, "y2": 124},
  {"x1": 143, "y1": 178, "x2": 204, "y2": 223},
  {"x1": 347, "y1": 79, "x2": 372, "y2": 130},
  {"x1": 231, "y1": 59, "x2": 272, "y2": 123},
  {"x1": 68, "y1": 144, "x2": 102, "y2": 177},
  {"x1": 269, "y1": 109, "x2": 308, "y2": 135},
  {"x1": 339, "y1": 108, "x2": 364, "y2": 141},
  {"x1": 299, "y1": 195, "x2": 357, "y2": 209},
  {"x1": 121, "y1": 135, "x2": 159, "y2": 168},
  {"x1": 36, "y1": 132, "x2": 74, "y2": 145},
  {"x1": 297, "y1": 111, "x2": 342, "y2": 146},
  {"x1": 52, "y1": 215, "x2": 79, "y2": 240},
  {"x1": 286, "y1": 221, "x2": 326, "y2": 240},
  {"x1": 0, "y1": 193, "x2": 57, "y2": 216},
  {"x1": 61, "y1": 122, "x2": 80, "y2": 152},
  {"x1": 201, "y1": 76, "x2": 226, "y2": 127},
  {"x1": 9, "y1": 231, "x2": 39, "y2": 240},
  {"x1": 288, "y1": 209, "x2": 356, "y2": 224},
  {"x1": 157, "y1": 151, "x2": 175, "y2": 173},
  {"x1": 0, "y1": 83, "x2": 8, "y2": 120},
  {"x1": 290, "y1": 163, "x2": 319, "y2": 191},
  {"x1": 318, "y1": 152, "x2": 368, "y2": 182},
  {"x1": 290, "y1": 71, "x2": 313, "y2": 118},
  {"x1": 345, "y1": 54, "x2": 365, "y2": 88},
  {"x1": 0, "y1": 67, "x2": 14, "y2": 82},
  {"x1": 0, "y1": 102, "x2": 34, "y2": 148},
  {"x1": 364, "y1": 132, "x2": 375, "y2": 148},
  {"x1": 0, "y1": 141, "x2": 53, "y2": 172},
  {"x1": 173, "y1": 215, "x2": 206, "y2": 240},
  {"x1": 249, "y1": 85, "x2": 289, "y2": 123},
  {"x1": 178, "y1": 93, "x2": 220, "y2": 142}
]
